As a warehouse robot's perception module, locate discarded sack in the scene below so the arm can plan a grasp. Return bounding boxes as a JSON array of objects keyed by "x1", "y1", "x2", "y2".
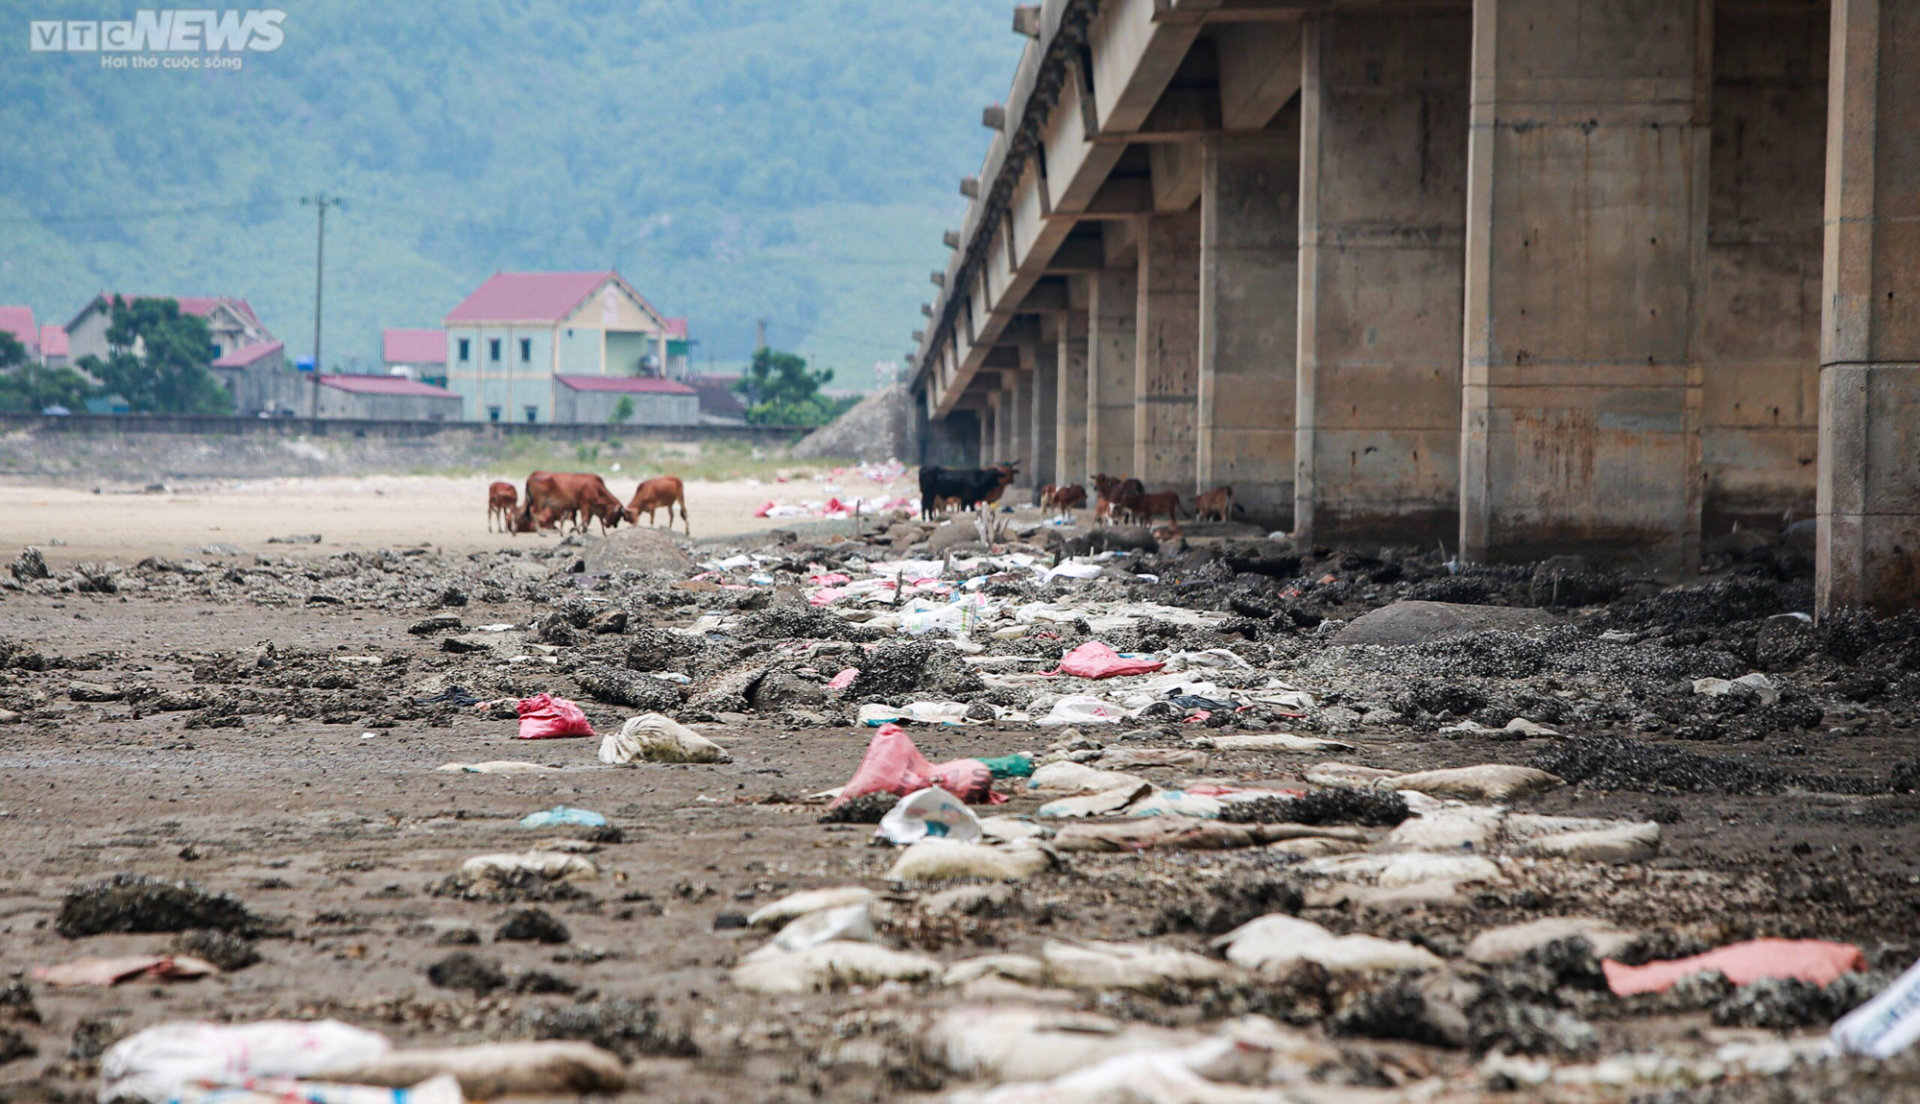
[
  {"x1": 878, "y1": 788, "x2": 984, "y2": 845},
  {"x1": 460, "y1": 851, "x2": 598, "y2": 884},
  {"x1": 1049, "y1": 642, "x2": 1166, "y2": 679},
  {"x1": 1037, "y1": 695, "x2": 1132, "y2": 726},
  {"x1": 1603, "y1": 938, "x2": 1866, "y2": 997},
  {"x1": 33, "y1": 954, "x2": 216, "y2": 988},
  {"x1": 513, "y1": 694, "x2": 593, "y2": 740},
  {"x1": 100, "y1": 1019, "x2": 394, "y2": 1104},
  {"x1": 828, "y1": 724, "x2": 997, "y2": 807},
  {"x1": 1216, "y1": 914, "x2": 1444, "y2": 976},
  {"x1": 747, "y1": 886, "x2": 877, "y2": 929},
  {"x1": 336, "y1": 1041, "x2": 625, "y2": 1096},
  {"x1": 1831, "y1": 953, "x2": 1920, "y2": 1058},
  {"x1": 772, "y1": 903, "x2": 876, "y2": 951},
  {"x1": 885, "y1": 840, "x2": 1053, "y2": 884},
  {"x1": 165, "y1": 1075, "x2": 463, "y2": 1104},
  {"x1": 598, "y1": 713, "x2": 730, "y2": 764},
  {"x1": 730, "y1": 942, "x2": 941, "y2": 994}
]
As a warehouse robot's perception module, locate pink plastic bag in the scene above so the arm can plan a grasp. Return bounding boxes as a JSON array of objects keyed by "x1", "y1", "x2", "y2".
[
  {"x1": 514, "y1": 693, "x2": 594, "y2": 739},
  {"x1": 829, "y1": 724, "x2": 1001, "y2": 807},
  {"x1": 1603, "y1": 938, "x2": 1866, "y2": 996},
  {"x1": 827, "y1": 668, "x2": 860, "y2": 690},
  {"x1": 1049, "y1": 641, "x2": 1166, "y2": 679}
]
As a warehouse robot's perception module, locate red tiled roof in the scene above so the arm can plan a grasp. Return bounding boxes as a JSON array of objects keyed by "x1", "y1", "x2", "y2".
[
  {"x1": 212, "y1": 340, "x2": 283, "y2": 369},
  {"x1": 447, "y1": 272, "x2": 618, "y2": 324},
  {"x1": 664, "y1": 316, "x2": 689, "y2": 339},
  {"x1": 80, "y1": 295, "x2": 268, "y2": 335},
  {"x1": 382, "y1": 328, "x2": 446, "y2": 364},
  {"x1": 0, "y1": 306, "x2": 38, "y2": 353},
  {"x1": 38, "y1": 324, "x2": 68, "y2": 357},
  {"x1": 554, "y1": 374, "x2": 696, "y2": 395},
  {"x1": 318, "y1": 374, "x2": 459, "y2": 398}
]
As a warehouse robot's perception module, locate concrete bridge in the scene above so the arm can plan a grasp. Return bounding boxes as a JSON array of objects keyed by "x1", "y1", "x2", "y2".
[{"x1": 904, "y1": 0, "x2": 1916, "y2": 616}]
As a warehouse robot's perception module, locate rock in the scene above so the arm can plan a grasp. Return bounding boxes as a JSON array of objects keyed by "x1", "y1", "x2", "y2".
[
  {"x1": 408, "y1": 615, "x2": 464, "y2": 636},
  {"x1": 747, "y1": 669, "x2": 826, "y2": 711},
  {"x1": 495, "y1": 908, "x2": 571, "y2": 944},
  {"x1": 587, "y1": 610, "x2": 627, "y2": 635},
  {"x1": 265, "y1": 533, "x2": 322, "y2": 544},
  {"x1": 426, "y1": 952, "x2": 507, "y2": 994},
  {"x1": 574, "y1": 665, "x2": 685, "y2": 711},
  {"x1": 9, "y1": 548, "x2": 48, "y2": 583},
  {"x1": 581, "y1": 528, "x2": 693, "y2": 575},
  {"x1": 169, "y1": 929, "x2": 260, "y2": 971},
  {"x1": 790, "y1": 384, "x2": 908, "y2": 462},
  {"x1": 927, "y1": 522, "x2": 982, "y2": 555},
  {"x1": 517, "y1": 998, "x2": 696, "y2": 1061},
  {"x1": 57, "y1": 875, "x2": 266, "y2": 938},
  {"x1": 1332, "y1": 971, "x2": 1477, "y2": 1047},
  {"x1": 1332, "y1": 600, "x2": 1560, "y2": 646},
  {"x1": 67, "y1": 680, "x2": 123, "y2": 702}
]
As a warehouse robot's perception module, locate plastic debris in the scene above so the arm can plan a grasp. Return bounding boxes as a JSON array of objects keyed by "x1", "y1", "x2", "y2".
[
  {"x1": 518, "y1": 806, "x2": 608, "y2": 830},
  {"x1": 730, "y1": 942, "x2": 941, "y2": 995},
  {"x1": 771, "y1": 903, "x2": 876, "y2": 951},
  {"x1": 885, "y1": 840, "x2": 1053, "y2": 884},
  {"x1": 747, "y1": 887, "x2": 877, "y2": 929},
  {"x1": 511, "y1": 694, "x2": 594, "y2": 740},
  {"x1": 1831, "y1": 953, "x2": 1920, "y2": 1057},
  {"x1": 1603, "y1": 939, "x2": 1866, "y2": 997},
  {"x1": 878, "y1": 787, "x2": 985, "y2": 845},
  {"x1": 829, "y1": 724, "x2": 999, "y2": 807},
  {"x1": 100, "y1": 1019, "x2": 394, "y2": 1104},
  {"x1": 1216, "y1": 914, "x2": 1445, "y2": 976},
  {"x1": 1048, "y1": 641, "x2": 1166, "y2": 679},
  {"x1": 33, "y1": 954, "x2": 217, "y2": 988}
]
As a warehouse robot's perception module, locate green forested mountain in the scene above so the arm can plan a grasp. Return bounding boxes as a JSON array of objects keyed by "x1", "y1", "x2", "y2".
[{"x1": 0, "y1": 1, "x2": 1017, "y2": 384}]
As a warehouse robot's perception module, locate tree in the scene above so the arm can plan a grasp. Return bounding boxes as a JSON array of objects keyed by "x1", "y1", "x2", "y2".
[
  {"x1": 732, "y1": 346, "x2": 847, "y2": 426},
  {"x1": 608, "y1": 395, "x2": 636, "y2": 425},
  {"x1": 74, "y1": 297, "x2": 234, "y2": 415},
  {"x1": 0, "y1": 331, "x2": 97, "y2": 413}
]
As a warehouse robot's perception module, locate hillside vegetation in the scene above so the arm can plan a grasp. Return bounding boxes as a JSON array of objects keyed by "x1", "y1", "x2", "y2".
[{"x1": 0, "y1": 0, "x2": 1015, "y2": 382}]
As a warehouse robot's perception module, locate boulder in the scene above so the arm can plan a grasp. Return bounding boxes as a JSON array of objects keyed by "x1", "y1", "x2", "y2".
[
  {"x1": 581, "y1": 528, "x2": 693, "y2": 575},
  {"x1": 1333, "y1": 600, "x2": 1559, "y2": 646}
]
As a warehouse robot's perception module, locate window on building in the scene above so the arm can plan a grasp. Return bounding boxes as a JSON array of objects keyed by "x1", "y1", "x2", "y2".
[
  {"x1": 488, "y1": 338, "x2": 501, "y2": 363},
  {"x1": 523, "y1": 405, "x2": 538, "y2": 423},
  {"x1": 457, "y1": 338, "x2": 470, "y2": 362},
  {"x1": 486, "y1": 405, "x2": 501, "y2": 423},
  {"x1": 519, "y1": 338, "x2": 532, "y2": 362}
]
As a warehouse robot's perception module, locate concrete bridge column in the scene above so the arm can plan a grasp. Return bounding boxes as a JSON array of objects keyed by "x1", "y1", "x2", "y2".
[
  {"x1": 1295, "y1": 12, "x2": 1470, "y2": 546},
  {"x1": 1088, "y1": 267, "x2": 1138, "y2": 480},
  {"x1": 1461, "y1": 0, "x2": 1711, "y2": 572},
  {"x1": 1028, "y1": 336, "x2": 1059, "y2": 497},
  {"x1": 988, "y1": 387, "x2": 1009, "y2": 466},
  {"x1": 1197, "y1": 103, "x2": 1300, "y2": 525},
  {"x1": 1817, "y1": 0, "x2": 1920, "y2": 616},
  {"x1": 1056, "y1": 292, "x2": 1090, "y2": 489},
  {"x1": 1134, "y1": 211, "x2": 1202, "y2": 492},
  {"x1": 1009, "y1": 372, "x2": 1033, "y2": 483},
  {"x1": 1702, "y1": 6, "x2": 1827, "y2": 533}
]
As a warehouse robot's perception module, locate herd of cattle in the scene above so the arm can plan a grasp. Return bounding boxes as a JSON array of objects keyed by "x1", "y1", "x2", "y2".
[
  {"x1": 917, "y1": 462, "x2": 1241, "y2": 530},
  {"x1": 487, "y1": 471, "x2": 689, "y2": 536},
  {"x1": 489, "y1": 464, "x2": 1242, "y2": 539}
]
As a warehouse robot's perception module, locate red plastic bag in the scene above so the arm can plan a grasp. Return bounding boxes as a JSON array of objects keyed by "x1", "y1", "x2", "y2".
[
  {"x1": 1603, "y1": 938, "x2": 1866, "y2": 997},
  {"x1": 829, "y1": 724, "x2": 1001, "y2": 807},
  {"x1": 514, "y1": 693, "x2": 594, "y2": 739},
  {"x1": 1049, "y1": 641, "x2": 1166, "y2": 680}
]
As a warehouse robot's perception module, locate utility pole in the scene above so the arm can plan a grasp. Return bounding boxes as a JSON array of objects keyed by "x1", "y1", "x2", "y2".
[
  {"x1": 755, "y1": 318, "x2": 767, "y2": 351},
  {"x1": 300, "y1": 194, "x2": 341, "y2": 415}
]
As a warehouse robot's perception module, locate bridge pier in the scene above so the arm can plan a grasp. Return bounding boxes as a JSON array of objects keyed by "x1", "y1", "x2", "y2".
[
  {"x1": 1296, "y1": 11, "x2": 1470, "y2": 547},
  {"x1": 1461, "y1": 0, "x2": 1711, "y2": 572},
  {"x1": 1133, "y1": 211, "x2": 1202, "y2": 493},
  {"x1": 1817, "y1": 0, "x2": 1920, "y2": 616},
  {"x1": 1196, "y1": 105, "x2": 1300, "y2": 526},
  {"x1": 1055, "y1": 283, "x2": 1090, "y2": 489},
  {"x1": 1087, "y1": 266, "x2": 1138, "y2": 481},
  {"x1": 1027, "y1": 335, "x2": 1058, "y2": 497}
]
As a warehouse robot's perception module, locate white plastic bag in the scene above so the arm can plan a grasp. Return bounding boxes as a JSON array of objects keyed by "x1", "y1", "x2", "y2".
[
  {"x1": 772, "y1": 903, "x2": 876, "y2": 951},
  {"x1": 598, "y1": 713, "x2": 730, "y2": 764},
  {"x1": 878, "y1": 787, "x2": 984, "y2": 845},
  {"x1": 100, "y1": 1020, "x2": 393, "y2": 1104},
  {"x1": 1831, "y1": 954, "x2": 1920, "y2": 1057},
  {"x1": 1037, "y1": 695, "x2": 1132, "y2": 726}
]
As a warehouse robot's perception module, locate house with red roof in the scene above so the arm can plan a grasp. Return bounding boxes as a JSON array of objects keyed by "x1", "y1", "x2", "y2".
[
  {"x1": 0, "y1": 306, "x2": 39, "y2": 360},
  {"x1": 38, "y1": 324, "x2": 70, "y2": 369},
  {"x1": 314, "y1": 374, "x2": 461, "y2": 422},
  {"x1": 381, "y1": 328, "x2": 447, "y2": 387},
  {"x1": 442, "y1": 270, "x2": 690, "y2": 424},
  {"x1": 66, "y1": 293, "x2": 276, "y2": 367}
]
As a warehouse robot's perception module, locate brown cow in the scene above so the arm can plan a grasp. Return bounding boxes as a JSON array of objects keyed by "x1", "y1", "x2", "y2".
[
  {"x1": 626, "y1": 475, "x2": 690, "y2": 535},
  {"x1": 487, "y1": 481, "x2": 518, "y2": 533},
  {"x1": 1114, "y1": 484, "x2": 1183, "y2": 528},
  {"x1": 1092, "y1": 474, "x2": 1145, "y2": 523},
  {"x1": 522, "y1": 471, "x2": 625, "y2": 535},
  {"x1": 1042, "y1": 483, "x2": 1087, "y2": 517},
  {"x1": 1194, "y1": 485, "x2": 1235, "y2": 523}
]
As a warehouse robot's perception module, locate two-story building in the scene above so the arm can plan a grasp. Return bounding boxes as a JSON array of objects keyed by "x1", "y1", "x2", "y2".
[{"x1": 442, "y1": 270, "x2": 693, "y2": 424}]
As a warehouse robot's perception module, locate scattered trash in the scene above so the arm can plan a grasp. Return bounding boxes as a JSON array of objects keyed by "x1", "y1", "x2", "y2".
[
  {"x1": 1048, "y1": 641, "x2": 1166, "y2": 679},
  {"x1": 747, "y1": 887, "x2": 877, "y2": 929},
  {"x1": 730, "y1": 942, "x2": 941, "y2": 994},
  {"x1": 1831, "y1": 954, "x2": 1920, "y2": 1057},
  {"x1": 877, "y1": 787, "x2": 985, "y2": 845},
  {"x1": 100, "y1": 1019, "x2": 393, "y2": 1104},
  {"x1": 511, "y1": 694, "x2": 594, "y2": 740},
  {"x1": 519, "y1": 806, "x2": 608, "y2": 830},
  {"x1": 885, "y1": 840, "x2": 1053, "y2": 884},
  {"x1": 771, "y1": 902, "x2": 876, "y2": 951},
  {"x1": 598, "y1": 713, "x2": 730, "y2": 764},
  {"x1": 1217, "y1": 914, "x2": 1444, "y2": 975},
  {"x1": 830, "y1": 724, "x2": 998, "y2": 807},
  {"x1": 436, "y1": 760, "x2": 561, "y2": 774}
]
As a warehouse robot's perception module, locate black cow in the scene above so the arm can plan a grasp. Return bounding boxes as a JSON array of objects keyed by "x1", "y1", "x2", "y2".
[{"x1": 919, "y1": 463, "x2": 1017, "y2": 522}]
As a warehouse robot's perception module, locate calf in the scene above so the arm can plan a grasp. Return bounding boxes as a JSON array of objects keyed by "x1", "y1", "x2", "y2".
[
  {"x1": 523, "y1": 471, "x2": 624, "y2": 535},
  {"x1": 487, "y1": 481, "x2": 518, "y2": 533},
  {"x1": 1041, "y1": 483, "x2": 1087, "y2": 517},
  {"x1": 1194, "y1": 485, "x2": 1236, "y2": 523},
  {"x1": 1092, "y1": 474, "x2": 1145, "y2": 523},
  {"x1": 626, "y1": 475, "x2": 690, "y2": 535}
]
